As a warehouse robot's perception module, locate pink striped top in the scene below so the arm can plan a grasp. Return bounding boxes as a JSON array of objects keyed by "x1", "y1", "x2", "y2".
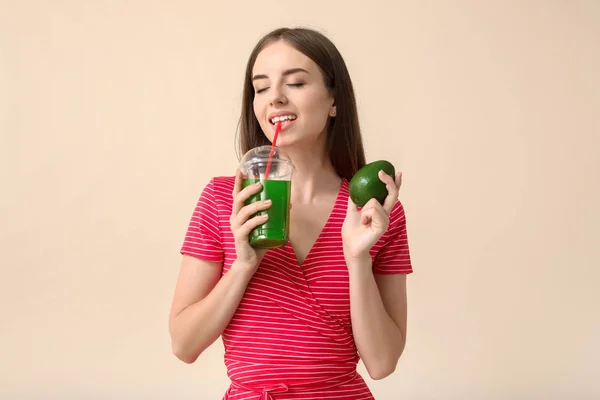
[{"x1": 181, "y1": 176, "x2": 413, "y2": 400}]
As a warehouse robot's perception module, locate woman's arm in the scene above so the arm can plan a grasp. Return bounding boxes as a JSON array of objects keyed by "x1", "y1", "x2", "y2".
[
  {"x1": 168, "y1": 255, "x2": 255, "y2": 364},
  {"x1": 342, "y1": 170, "x2": 409, "y2": 379},
  {"x1": 347, "y1": 254, "x2": 407, "y2": 379},
  {"x1": 170, "y1": 174, "x2": 272, "y2": 363}
]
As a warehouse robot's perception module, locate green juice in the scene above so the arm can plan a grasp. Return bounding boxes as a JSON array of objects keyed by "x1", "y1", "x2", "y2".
[{"x1": 242, "y1": 178, "x2": 291, "y2": 249}]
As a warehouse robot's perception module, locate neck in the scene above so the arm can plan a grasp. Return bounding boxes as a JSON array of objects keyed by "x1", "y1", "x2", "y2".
[{"x1": 284, "y1": 143, "x2": 340, "y2": 204}]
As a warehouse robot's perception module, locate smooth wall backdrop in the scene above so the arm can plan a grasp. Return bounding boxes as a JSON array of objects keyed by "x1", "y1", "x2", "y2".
[{"x1": 1, "y1": 1, "x2": 599, "y2": 399}]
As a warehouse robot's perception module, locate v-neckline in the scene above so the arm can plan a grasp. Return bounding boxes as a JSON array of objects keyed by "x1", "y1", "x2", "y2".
[{"x1": 286, "y1": 179, "x2": 348, "y2": 267}]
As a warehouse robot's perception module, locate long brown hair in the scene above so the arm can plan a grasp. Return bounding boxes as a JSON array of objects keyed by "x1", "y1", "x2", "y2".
[{"x1": 236, "y1": 27, "x2": 366, "y2": 181}]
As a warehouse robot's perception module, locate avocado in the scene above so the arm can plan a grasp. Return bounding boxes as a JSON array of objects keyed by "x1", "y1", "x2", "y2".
[{"x1": 349, "y1": 160, "x2": 395, "y2": 207}]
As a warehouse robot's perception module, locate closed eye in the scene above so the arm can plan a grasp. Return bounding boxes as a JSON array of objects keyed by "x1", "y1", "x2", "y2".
[{"x1": 255, "y1": 83, "x2": 304, "y2": 94}]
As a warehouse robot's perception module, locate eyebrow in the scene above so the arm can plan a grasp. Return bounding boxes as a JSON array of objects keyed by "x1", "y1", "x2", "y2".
[{"x1": 252, "y1": 68, "x2": 310, "y2": 81}]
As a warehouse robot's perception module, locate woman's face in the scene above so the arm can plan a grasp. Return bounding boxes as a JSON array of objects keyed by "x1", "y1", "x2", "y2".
[{"x1": 251, "y1": 40, "x2": 335, "y2": 150}]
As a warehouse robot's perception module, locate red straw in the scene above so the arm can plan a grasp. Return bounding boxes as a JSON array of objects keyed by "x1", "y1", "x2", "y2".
[{"x1": 264, "y1": 121, "x2": 282, "y2": 179}]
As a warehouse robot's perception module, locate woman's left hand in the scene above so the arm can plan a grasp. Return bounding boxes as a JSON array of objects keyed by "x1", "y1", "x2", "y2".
[{"x1": 342, "y1": 170, "x2": 403, "y2": 261}]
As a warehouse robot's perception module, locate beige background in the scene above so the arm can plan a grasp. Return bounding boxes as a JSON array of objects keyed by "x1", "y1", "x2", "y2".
[{"x1": 1, "y1": 0, "x2": 599, "y2": 399}]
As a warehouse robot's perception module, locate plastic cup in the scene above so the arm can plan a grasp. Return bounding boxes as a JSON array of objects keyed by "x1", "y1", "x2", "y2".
[{"x1": 238, "y1": 145, "x2": 294, "y2": 249}]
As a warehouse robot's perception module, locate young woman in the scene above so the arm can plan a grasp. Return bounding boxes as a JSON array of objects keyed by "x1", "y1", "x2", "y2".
[{"x1": 169, "y1": 27, "x2": 413, "y2": 400}]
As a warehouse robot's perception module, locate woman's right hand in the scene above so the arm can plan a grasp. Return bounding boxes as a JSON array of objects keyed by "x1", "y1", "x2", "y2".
[{"x1": 229, "y1": 171, "x2": 270, "y2": 273}]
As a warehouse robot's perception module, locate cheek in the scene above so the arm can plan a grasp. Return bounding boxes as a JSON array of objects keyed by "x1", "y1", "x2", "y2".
[
  {"x1": 252, "y1": 97, "x2": 259, "y2": 114},
  {"x1": 253, "y1": 98, "x2": 265, "y2": 121},
  {"x1": 304, "y1": 98, "x2": 330, "y2": 127}
]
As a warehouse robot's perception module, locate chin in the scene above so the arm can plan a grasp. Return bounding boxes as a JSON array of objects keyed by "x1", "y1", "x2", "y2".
[{"x1": 272, "y1": 138, "x2": 291, "y2": 148}]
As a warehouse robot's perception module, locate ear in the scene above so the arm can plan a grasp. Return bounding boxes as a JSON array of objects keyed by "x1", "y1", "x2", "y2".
[
  {"x1": 328, "y1": 94, "x2": 336, "y2": 117},
  {"x1": 328, "y1": 90, "x2": 335, "y2": 108},
  {"x1": 329, "y1": 99, "x2": 337, "y2": 117}
]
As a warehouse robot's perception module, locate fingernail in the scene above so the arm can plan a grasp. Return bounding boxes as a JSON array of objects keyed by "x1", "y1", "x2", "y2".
[{"x1": 263, "y1": 200, "x2": 272, "y2": 205}]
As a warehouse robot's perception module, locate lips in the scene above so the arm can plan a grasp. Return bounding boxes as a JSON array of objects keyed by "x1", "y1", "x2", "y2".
[
  {"x1": 270, "y1": 117, "x2": 297, "y2": 133},
  {"x1": 267, "y1": 111, "x2": 297, "y2": 134},
  {"x1": 268, "y1": 111, "x2": 297, "y2": 125}
]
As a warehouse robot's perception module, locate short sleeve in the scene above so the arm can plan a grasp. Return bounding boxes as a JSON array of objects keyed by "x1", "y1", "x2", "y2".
[
  {"x1": 180, "y1": 178, "x2": 224, "y2": 262},
  {"x1": 372, "y1": 201, "x2": 413, "y2": 274}
]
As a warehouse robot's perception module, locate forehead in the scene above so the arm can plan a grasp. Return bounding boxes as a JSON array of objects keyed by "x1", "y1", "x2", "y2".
[{"x1": 252, "y1": 40, "x2": 316, "y2": 76}]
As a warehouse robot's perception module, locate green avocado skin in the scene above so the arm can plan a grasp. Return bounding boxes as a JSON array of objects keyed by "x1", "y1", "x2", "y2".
[{"x1": 349, "y1": 160, "x2": 396, "y2": 207}]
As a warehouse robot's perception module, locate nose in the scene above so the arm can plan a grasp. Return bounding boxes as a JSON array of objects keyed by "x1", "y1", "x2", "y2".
[{"x1": 269, "y1": 84, "x2": 287, "y2": 106}]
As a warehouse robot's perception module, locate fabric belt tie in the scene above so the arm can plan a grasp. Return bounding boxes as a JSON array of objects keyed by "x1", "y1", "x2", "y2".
[{"x1": 230, "y1": 369, "x2": 358, "y2": 400}]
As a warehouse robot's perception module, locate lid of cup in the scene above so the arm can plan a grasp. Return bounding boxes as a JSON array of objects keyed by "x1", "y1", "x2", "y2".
[{"x1": 239, "y1": 145, "x2": 294, "y2": 168}]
